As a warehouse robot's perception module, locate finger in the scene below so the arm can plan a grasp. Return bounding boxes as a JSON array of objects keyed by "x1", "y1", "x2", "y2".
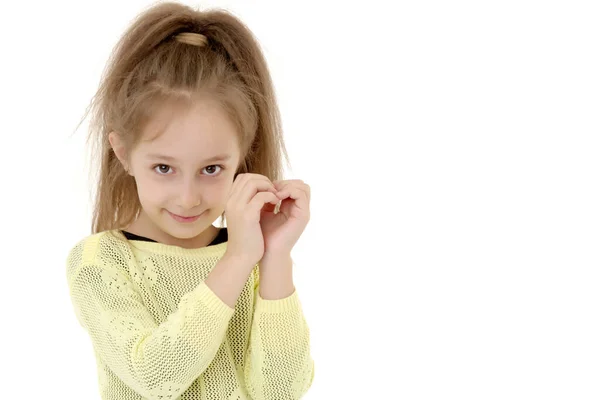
[
  {"x1": 239, "y1": 176, "x2": 277, "y2": 205},
  {"x1": 273, "y1": 179, "x2": 303, "y2": 189},
  {"x1": 273, "y1": 180, "x2": 292, "y2": 196},
  {"x1": 229, "y1": 174, "x2": 276, "y2": 204},
  {"x1": 276, "y1": 183, "x2": 310, "y2": 211},
  {"x1": 229, "y1": 173, "x2": 275, "y2": 204},
  {"x1": 228, "y1": 173, "x2": 249, "y2": 204},
  {"x1": 250, "y1": 192, "x2": 280, "y2": 214},
  {"x1": 278, "y1": 185, "x2": 307, "y2": 202},
  {"x1": 276, "y1": 181, "x2": 310, "y2": 201},
  {"x1": 246, "y1": 174, "x2": 277, "y2": 193}
]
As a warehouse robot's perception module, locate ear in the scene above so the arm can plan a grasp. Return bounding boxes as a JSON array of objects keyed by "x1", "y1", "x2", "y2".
[{"x1": 108, "y1": 131, "x2": 131, "y2": 175}]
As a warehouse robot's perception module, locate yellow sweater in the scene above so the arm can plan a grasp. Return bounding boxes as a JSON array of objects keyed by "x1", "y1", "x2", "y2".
[{"x1": 65, "y1": 229, "x2": 314, "y2": 400}]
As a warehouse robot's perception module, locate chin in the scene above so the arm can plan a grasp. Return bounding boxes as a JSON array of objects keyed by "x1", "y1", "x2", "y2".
[{"x1": 160, "y1": 223, "x2": 201, "y2": 239}]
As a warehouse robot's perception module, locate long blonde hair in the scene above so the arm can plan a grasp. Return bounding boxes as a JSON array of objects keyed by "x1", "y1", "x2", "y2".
[{"x1": 77, "y1": 1, "x2": 290, "y2": 235}]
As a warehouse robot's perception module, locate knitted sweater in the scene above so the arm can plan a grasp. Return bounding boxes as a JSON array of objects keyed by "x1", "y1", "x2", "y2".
[{"x1": 65, "y1": 228, "x2": 314, "y2": 400}]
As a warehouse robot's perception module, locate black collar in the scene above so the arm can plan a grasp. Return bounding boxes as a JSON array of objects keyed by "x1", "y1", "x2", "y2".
[{"x1": 121, "y1": 228, "x2": 228, "y2": 246}]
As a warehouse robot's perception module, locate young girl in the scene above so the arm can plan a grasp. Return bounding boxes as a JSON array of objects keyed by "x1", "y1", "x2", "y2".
[{"x1": 65, "y1": 2, "x2": 314, "y2": 399}]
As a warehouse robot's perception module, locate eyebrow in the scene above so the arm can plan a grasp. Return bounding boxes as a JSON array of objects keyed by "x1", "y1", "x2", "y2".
[{"x1": 147, "y1": 154, "x2": 232, "y2": 163}]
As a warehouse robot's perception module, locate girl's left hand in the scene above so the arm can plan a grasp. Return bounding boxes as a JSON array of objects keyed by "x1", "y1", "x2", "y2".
[{"x1": 259, "y1": 179, "x2": 311, "y2": 258}]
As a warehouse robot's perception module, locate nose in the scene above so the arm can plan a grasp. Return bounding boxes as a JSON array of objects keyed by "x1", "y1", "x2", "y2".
[{"x1": 177, "y1": 179, "x2": 201, "y2": 210}]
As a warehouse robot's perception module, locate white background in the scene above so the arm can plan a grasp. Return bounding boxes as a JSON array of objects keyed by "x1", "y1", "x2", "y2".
[{"x1": 1, "y1": 0, "x2": 599, "y2": 399}]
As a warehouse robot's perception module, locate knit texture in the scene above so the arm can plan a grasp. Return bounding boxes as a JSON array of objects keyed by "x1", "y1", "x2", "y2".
[{"x1": 65, "y1": 229, "x2": 314, "y2": 400}]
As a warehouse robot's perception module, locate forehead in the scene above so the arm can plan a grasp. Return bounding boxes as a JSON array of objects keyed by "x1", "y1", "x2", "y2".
[{"x1": 137, "y1": 98, "x2": 239, "y2": 161}]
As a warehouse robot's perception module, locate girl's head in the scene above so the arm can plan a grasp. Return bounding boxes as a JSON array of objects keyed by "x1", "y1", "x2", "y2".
[{"x1": 83, "y1": 2, "x2": 289, "y2": 238}]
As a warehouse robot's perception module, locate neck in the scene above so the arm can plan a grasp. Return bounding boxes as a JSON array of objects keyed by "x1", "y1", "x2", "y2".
[{"x1": 124, "y1": 210, "x2": 219, "y2": 249}]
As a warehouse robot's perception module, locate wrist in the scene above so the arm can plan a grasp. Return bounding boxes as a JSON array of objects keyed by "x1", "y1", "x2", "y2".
[
  {"x1": 222, "y1": 251, "x2": 257, "y2": 270},
  {"x1": 260, "y1": 251, "x2": 292, "y2": 265}
]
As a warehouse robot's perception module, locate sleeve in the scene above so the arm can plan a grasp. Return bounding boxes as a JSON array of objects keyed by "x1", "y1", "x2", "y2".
[
  {"x1": 243, "y1": 267, "x2": 315, "y2": 400},
  {"x1": 66, "y1": 256, "x2": 235, "y2": 400}
]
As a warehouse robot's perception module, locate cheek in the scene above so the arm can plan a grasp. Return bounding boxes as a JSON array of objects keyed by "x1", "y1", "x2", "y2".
[
  {"x1": 136, "y1": 178, "x2": 167, "y2": 206},
  {"x1": 202, "y1": 182, "x2": 232, "y2": 207}
]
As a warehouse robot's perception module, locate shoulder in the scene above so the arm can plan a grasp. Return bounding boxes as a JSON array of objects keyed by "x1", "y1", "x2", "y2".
[{"x1": 65, "y1": 230, "x2": 132, "y2": 282}]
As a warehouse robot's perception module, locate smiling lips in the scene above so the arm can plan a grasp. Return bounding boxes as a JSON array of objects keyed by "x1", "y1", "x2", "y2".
[{"x1": 168, "y1": 210, "x2": 203, "y2": 223}]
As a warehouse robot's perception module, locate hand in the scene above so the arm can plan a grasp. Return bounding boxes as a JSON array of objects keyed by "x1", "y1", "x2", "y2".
[
  {"x1": 259, "y1": 179, "x2": 311, "y2": 258},
  {"x1": 223, "y1": 173, "x2": 280, "y2": 266}
]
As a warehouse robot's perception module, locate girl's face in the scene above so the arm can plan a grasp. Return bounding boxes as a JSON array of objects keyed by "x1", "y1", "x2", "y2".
[{"x1": 110, "y1": 97, "x2": 241, "y2": 245}]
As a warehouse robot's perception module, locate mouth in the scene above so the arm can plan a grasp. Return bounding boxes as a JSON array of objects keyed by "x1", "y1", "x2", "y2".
[{"x1": 168, "y1": 210, "x2": 204, "y2": 223}]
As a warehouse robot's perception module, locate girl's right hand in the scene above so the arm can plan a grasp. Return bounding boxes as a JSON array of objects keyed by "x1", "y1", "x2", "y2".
[{"x1": 224, "y1": 173, "x2": 280, "y2": 266}]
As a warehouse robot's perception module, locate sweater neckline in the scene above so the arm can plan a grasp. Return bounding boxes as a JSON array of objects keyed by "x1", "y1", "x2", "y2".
[{"x1": 113, "y1": 228, "x2": 229, "y2": 257}]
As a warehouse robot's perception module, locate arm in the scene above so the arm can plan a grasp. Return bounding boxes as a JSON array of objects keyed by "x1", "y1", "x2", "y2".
[
  {"x1": 67, "y1": 251, "x2": 254, "y2": 400},
  {"x1": 244, "y1": 253, "x2": 315, "y2": 400},
  {"x1": 205, "y1": 253, "x2": 258, "y2": 308},
  {"x1": 258, "y1": 253, "x2": 295, "y2": 300}
]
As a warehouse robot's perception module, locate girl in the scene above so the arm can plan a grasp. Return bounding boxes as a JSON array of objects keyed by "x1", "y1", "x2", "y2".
[{"x1": 65, "y1": 2, "x2": 315, "y2": 399}]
